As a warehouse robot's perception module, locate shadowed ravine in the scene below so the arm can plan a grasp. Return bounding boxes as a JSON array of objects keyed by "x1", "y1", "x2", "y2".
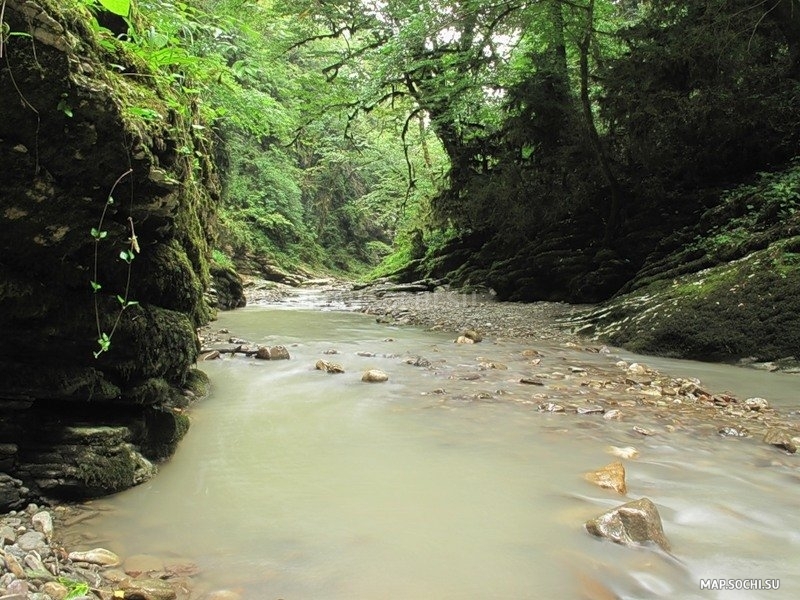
[{"x1": 62, "y1": 299, "x2": 800, "y2": 599}]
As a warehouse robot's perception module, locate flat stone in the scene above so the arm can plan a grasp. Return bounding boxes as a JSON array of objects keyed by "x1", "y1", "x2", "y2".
[
  {"x1": 17, "y1": 530, "x2": 46, "y2": 551},
  {"x1": 585, "y1": 497, "x2": 670, "y2": 551},
  {"x1": 124, "y1": 554, "x2": 165, "y2": 577},
  {"x1": 585, "y1": 461, "x2": 627, "y2": 495},
  {"x1": 68, "y1": 547, "x2": 121, "y2": 566},
  {"x1": 123, "y1": 578, "x2": 176, "y2": 600}
]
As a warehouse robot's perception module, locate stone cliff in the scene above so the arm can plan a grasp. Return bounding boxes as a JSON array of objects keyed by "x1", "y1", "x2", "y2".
[{"x1": 0, "y1": 0, "x2": 218, "y2": 508}]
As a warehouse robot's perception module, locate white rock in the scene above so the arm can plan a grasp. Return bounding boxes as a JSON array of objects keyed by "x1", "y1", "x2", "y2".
[
  {"x1": 361, "y1": 369, "x2": 389, "y2": 383},
  {"x1": 32, "y1": 511, "x2": 53, "y2": 538},
  {"x1": 68, "y1": 547, "x2": 121, "y2": 566},
  {"x1": 607, "y1": 445, "x2": 639, "y2": 459}
]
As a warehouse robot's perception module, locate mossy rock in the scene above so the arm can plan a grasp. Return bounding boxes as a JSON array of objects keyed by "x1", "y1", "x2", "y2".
[{"x1": 143, "y1": 409, "x2": 191, "y2": 460}]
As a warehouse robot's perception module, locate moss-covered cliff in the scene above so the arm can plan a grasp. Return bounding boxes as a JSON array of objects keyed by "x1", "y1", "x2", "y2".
[
  {"x1": 571, "y1": 164, "x2": 800, "y2": 366},
  {"x1": 0, "y1": 0, "x2": 217, "y2": 508}
]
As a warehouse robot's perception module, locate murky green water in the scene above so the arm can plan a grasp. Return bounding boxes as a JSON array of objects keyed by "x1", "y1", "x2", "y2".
[{"x1": 67, "y1": 303, "x2": 800, "y2": 599}]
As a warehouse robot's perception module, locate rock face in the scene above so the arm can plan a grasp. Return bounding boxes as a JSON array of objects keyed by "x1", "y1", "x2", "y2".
[
  {"x1": 585, "y1": 498, "x2": 671, "y2": 551},
  {"x1": 0, "y1": 0, "x2": 216, "y2": 507}
]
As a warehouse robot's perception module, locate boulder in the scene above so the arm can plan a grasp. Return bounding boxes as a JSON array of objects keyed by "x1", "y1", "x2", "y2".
[
  {"x1": 255, "y1": 346, "x2": 291, "y2": 360},
  {"x1": 584, "y1": 461, "x2": 627, "y2": 495},
  {"x1": 463, "y1": 329, "x2": 483, "y2": 342},
  {"x1": 315, "y1": 360, "x2": 345, "y2": 374},
  {"x1": 763, "y1": 428, "x2": 798, "y2": 453},
  {"x1": 585, "y1": 498, "x2": 670, "y2": 551},
  {"x1": 362, "y1": 369, "x2": 389, "y2": 383}
]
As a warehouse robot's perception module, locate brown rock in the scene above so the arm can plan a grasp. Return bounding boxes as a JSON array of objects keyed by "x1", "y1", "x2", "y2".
[
  {"x1": 763, "y1": 428, "x2": 798, "y2": 453},
  {"x1": 42, "y1": 582, "x2": 69, "y2": 600},
  {"x1": 315, "y1": 360, "x2": 344, "y2": 374},
  {"x1": 585, "y1": 461, "x2": 627, "y2": 495},
  {"x1": 255, "y1": 345, "x2": 291, "y2": 360},
  {"x1": 124, "y1": 554, "x2": 165, "y2": 577},
  {"x1": 585, "y1": 498, "x2": 670, "y2": 551},
  {"x1": 123, "y1": 578, "x2": 177, "y2": 600},
  {"x1": 463, "y1": 330, "x2": 482, "y2": 342}
]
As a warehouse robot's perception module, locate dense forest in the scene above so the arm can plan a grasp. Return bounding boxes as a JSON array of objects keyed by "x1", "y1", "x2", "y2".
[{"x1": 132, "y1": 0, "x2": 800, "y2": 304}]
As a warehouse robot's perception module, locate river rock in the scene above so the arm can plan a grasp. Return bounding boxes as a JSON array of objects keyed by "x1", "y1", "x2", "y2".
[
  {"x1": 42, "y1": 581, "x2": 69, "y2": 600},
  {"x1": 315, "y1": 360, "x2": 344, "y2": 374},
  {"x1": 607, "y1": 446, "x2": 639, "y2": 459},
  {"x1": 361, "y1": 369, "x2": 389, "y2": 383},
  {"x1": 32, "y1": 510, "x2": 53, "y2": 539},
  {"x1": 16, "y1": 530, "x2": 46, "y2": 551},
  {"x1": 538, "y1": 402, "x2": 565, "y2": 413},
  {"x1": 585, "y1": 461, "x2": 627, "y2": 495},
  {"x1": 462, "y1": 330, "x2": 482, "y2": 342},
  {"x1": 763, "y1": 428, "x2": 798, "y2": 453},
  {"x1": 2, "y1": 550, "x2": 25, "y2": 578},
  {"x1": 454, "y1": 335, "x2": 474, "y2": 344},
  {"x1": 122, "y1": 578, "x2": 176, "y2": 600},
  {"x1": 68, "y1": 547, "x2": 121, "y2": 566},
  {"x1": 603, "y1": 409, "x2": 622, "y2": 420},
  {"x1": 203, "y1": 591, "x2": 242, "y2": 600},
  {"x1": 585, "y1": 498, "x2": 670, "y2": 551},
  {"x1": 255, "y1": 346, "x2": 290, "y2": 360},
  {"x1": 124, "y1": 554, "x2": 165, "y2": 577},
  {"x1": 744, "y1": 397, "x2": 769, "y2": 411}
]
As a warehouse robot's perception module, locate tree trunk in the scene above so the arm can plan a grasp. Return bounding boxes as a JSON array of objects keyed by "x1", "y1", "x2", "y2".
[{"x1": 579, "y1": 0, "x2": 623, "y2": 245}]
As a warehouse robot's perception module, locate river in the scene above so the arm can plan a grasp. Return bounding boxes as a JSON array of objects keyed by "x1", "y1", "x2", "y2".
[{"x1": 64, "y1": 299, "x2": 800, "y2": 599}]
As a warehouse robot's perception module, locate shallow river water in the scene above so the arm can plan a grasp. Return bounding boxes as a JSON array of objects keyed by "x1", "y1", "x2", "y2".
[{"x1": 66, "y1": 300, "x2": 800, "y2": 599}]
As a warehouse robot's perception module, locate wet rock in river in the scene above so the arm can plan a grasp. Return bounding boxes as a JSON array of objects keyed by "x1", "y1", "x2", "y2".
[
  {"x1": 406, "y1": 356, "x2": 431, "y2": 367},
  {"x1": 538, "y1": 402, "x2": 565, "y2": 413},
  {"x1": 585, "y1": 498, "x2": 670, "y2": 551},
  {"x1": 462, "y1": 329, "x2": 483, "y2": 342},
  {"x1": 744, "y1": 397, "x2": 769, "y2": 411},
  {"x1": 763, "y1": 428, "x2": 798, "y2": 453},
  {"x1": 603, "y1": 409, "x2": 622, "y2": 420},
  {"x1": 315, "y1": 360, "x2": 345, "y2": 374},
  {"x1": 607, "y1": 446, "x2": 639, "y2": 459},
  {"x1": 719, "y1": 426, "x2": 749, "y2": 437},
  {"x1": 362, "y1": 369, "x2": 389, "y2": 383},
  {"x1": 122, "y1": 577, "x2": 177, "y2": 600},
  {"x1": 454, "y1": 335, "x2": 475, "y2": 344},
  {"x1": 577, "y1": 405, "x2": 605, "y2": 415},
  {"x1": 68, "y1": 547, "x2": 121, "y2": 566},
  {"x1": 585, "y1": 461, "x2": 627, "y2": 495},
  {"x1": 255, "y1": 345, "x2": 291, "y2": 360}
]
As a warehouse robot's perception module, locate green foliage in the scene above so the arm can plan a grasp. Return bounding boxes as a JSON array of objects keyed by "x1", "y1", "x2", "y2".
[
  {"x1": 91, "y1": 170, "x2": 139, "y2": 358},
  {"x1": 58, "y1": 578, "x2": 91, "y2": 600}
]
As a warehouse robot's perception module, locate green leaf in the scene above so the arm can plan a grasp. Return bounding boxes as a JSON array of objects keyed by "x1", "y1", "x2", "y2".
[
  {"x1": 90, "y1": 281, "x2": 102, "y2": 292},
  {"x1": 117, "y1": 295, "x2": 126, "y2": 305},
  {"x1": 97, "y1": 0, "x2": 131, "y2": 17},
  {"x1": 57, "y1": 99, "x2": 73, "y2": 118}
]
